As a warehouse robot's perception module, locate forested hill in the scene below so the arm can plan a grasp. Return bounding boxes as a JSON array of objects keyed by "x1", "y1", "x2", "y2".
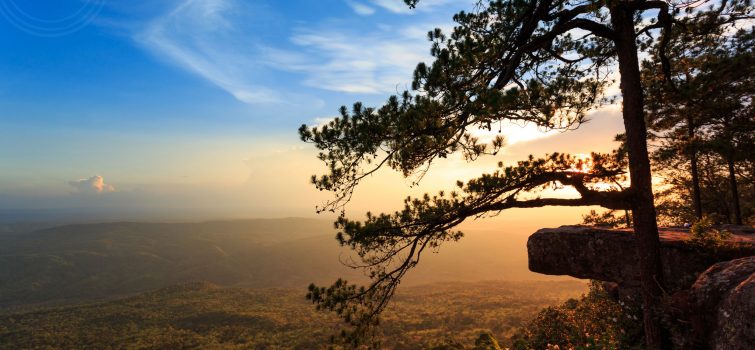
[{"x1": 0, "y1": 218, "x2": 553, "y2": 310}]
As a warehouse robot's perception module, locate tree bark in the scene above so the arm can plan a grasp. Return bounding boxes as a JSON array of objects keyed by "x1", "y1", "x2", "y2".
[
  {"x1": 727, "y1": 154, "x2": 743, "y2": 225},
  {"x1": 687, "y1": 115, "x2": 703, "y2": 220},
  {"x1": 610, "y1": 5, "x2": 667, "y2": 350}
]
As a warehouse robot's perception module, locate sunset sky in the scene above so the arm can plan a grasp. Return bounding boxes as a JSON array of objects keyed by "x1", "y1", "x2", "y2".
[{"x1": 0, "y1": 0, "x2": 625, "y2": 223}]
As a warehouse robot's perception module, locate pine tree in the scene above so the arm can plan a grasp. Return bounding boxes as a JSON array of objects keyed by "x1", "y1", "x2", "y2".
[
  {"x1": 646, "y1": 28, "x2": 755, "y2": 224},
  {"x1": 299, "y1": 1, "x2": 752, "y2": 348}
]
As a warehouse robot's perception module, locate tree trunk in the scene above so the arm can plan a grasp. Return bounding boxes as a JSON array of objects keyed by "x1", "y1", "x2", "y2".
[
  {"x1": 687, "y1": 115, "x2": 703, "y2": 220},
  {"x1": 720, "y1": 116, "x2": 743, "y2": 225},
  {"x1": 610, "y1": 5, "x2": 667, "y2": 350},
  {"x1": 727, "y1": 154, "x2": 743, "y2": 225}
]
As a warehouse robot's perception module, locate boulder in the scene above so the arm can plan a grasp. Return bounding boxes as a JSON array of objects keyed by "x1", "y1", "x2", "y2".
[
  {"x1": 667, "y1": 256, "x2": 755, "y2": 349},
  {"x1": 704, "y1": 258, "x2": 755, "y2": 350}
]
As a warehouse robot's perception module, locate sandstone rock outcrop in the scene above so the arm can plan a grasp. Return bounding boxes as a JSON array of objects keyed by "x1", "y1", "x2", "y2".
[
  {"x1": 526, "y1": 225, "x2": 755, "y2": 350},
  {"x1": 527, "y1": 225, "x2": 755, "y2": 292}
]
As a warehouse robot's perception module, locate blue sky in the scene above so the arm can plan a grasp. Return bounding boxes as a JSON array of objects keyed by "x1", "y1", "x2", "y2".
[
  {"x1": 1, "y1": 0, "x2": 467, "y2": 132},
  {"x1": 0, "y1": 0, "x2": 624, "y2": 221}
]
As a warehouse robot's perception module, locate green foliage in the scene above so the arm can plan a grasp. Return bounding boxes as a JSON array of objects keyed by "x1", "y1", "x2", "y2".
[
  {"x1": 473, "y1": 332, "x2": 503, "y2": 350},
  {"x1": 581, "y1": 210, "x2": 630, "y2": 228},
  {"x1": 645, "y1": 24, "x2": 755, "y2": 225},
  {"x1": 687, "y1": 216, "x2": 733, "y2": 250},
  {"x1": 509, "y1": 282, "x2": 644, "y2": 350}
]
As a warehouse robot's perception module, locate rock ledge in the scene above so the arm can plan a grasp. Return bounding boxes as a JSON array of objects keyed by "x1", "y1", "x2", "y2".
[
  {"x1": 527, "y1": 225, "x2": 755, "y2": 350},
  {"x1": 527, "y1": 225, "x2": 755, "y2": 291}
]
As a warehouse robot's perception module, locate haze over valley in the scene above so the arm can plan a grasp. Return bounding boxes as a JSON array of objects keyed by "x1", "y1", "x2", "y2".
[{"x1": 0, "y1": 217, "x2": 575, "y2": 310}]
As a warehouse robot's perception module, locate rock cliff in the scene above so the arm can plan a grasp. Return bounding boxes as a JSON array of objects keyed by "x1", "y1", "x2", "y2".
[
  {"x1": 527, "y1": 225, "x2": 755, "y2": 349},
  {"x1": 528, "y1": 225, "x2": 755, "y2": 291}
]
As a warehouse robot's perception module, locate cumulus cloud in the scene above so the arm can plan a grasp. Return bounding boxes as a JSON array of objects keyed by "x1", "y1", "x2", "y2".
[{"x1": 69, "y1": 175, "x2": 115, "y2": 194}]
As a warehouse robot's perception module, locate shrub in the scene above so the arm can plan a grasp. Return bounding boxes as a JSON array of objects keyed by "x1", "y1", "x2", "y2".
[
  {"x1": 508, "y1": 281, "x2": 644, "y2": 350},
  {"x1": 687, "y1": 216, "x2": 732, "y2": 251}
]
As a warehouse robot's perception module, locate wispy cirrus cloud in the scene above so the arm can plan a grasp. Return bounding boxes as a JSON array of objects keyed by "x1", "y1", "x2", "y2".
[
  {"x1": 135, "y1": 0, "x2": 470, "y2": 102},
  {"x1": 292, "y1": 29, "x2": 428, "y2": 93},
  {"x1": 345, "y1": 1, "x2": 376, "y2": 15},
  {"x1": 259, "y1": 24, "x2": 440, "y2": 94},
  {"x1": 369, "y1": 0, "x2": 412, "y2": 14},
  {"x1": 369, "y1": 0, "x2": 475, "y2": 14},
  {"x1": 345, "y1": 0, "x2": 481, "y2": 17},
  {"x1": 136, "y1": 0, "x2": 283, "y2": 104}
]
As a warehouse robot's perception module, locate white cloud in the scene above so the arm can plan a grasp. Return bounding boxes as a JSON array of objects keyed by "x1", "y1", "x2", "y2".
[
  {"x1": 369, "y1": 0, "x2": 475, "y2": 14},
  {"x1": 260, "y1": 23, "x2": 438, "y2": 94},
  {"x1": 470, "y1": 121, "x2": 560, "y2": 147},
  {"x1": 134, "y1": 0, "x2": 472, "y2": 101},
  {"x1": 370, "y1": 0, "x2": 412, "y2": 13},
  {"x1": 345, "y1": 1, "x2": 376, "y2": 15},
  {"x1": 136, "y1": 0, "x2": 282, "y2": 104},
  {"x1": 309, "y1": 116, "x2": 340, "y2": 128},
  {"x1": 69, "y1": 175, "x2": 116, "y2": 194}
]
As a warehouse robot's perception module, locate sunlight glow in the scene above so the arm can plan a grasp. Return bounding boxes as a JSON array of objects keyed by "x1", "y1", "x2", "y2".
[
  {"x1": 470, "y1": 120, "x2": 559, "y2": 147},
  {"x1": 568, "y1": 153, "x2": 594, "y2": 173}
]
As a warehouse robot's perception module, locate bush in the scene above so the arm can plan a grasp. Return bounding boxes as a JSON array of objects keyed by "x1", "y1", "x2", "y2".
[
  {"x1": 581, "y1": 210, "x2": 630, "y2": 228},
  {"x1": 508, "y1": 281, "x2": 644, "y2": 350},
  {"x1": 687, "y1": 216, "x2": 732, "y2": 251}
]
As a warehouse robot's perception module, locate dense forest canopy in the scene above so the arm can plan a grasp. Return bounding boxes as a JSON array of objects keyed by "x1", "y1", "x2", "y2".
[{"x1": 299, "y1": 0, "x2": 753, "y2": 348}]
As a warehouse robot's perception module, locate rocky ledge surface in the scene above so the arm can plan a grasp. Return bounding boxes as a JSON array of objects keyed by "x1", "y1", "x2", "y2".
[{"x1": 527, "y1": 225, "x2": 755, "y2": 291}]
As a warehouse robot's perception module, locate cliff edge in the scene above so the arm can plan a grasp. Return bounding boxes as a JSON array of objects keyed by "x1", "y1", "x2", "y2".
[{"x1": 527, "y1": 225, "x2": 755, "y2": 349}]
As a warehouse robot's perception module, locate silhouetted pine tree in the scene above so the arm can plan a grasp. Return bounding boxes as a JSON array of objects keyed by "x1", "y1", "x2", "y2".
[
  {"x1": 299, "y1": 1, "x2": 752, "y2": 348},
  {"x1": 645, "y1": 27, "x2": 754, "y2": 224}
]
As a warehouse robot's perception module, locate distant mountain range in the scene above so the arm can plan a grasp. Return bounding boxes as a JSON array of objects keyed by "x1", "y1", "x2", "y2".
[{"x1": 0, "y1": 218, "x2": 564, "y2": 310}]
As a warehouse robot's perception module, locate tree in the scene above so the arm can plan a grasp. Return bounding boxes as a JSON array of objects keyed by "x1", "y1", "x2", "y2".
[
  {"x1": 702, "y1": 30, "x2": 755, "y2": 225},
  {"x1": 299, "y1": 1, "x2": 752, "y2": 348},
  {"x1": 645, "y1": 27, "x2": 755, "y2": 224}
]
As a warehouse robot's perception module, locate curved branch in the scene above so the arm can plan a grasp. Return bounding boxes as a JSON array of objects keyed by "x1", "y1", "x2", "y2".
[{"x1": 493, "y1": 14, "x2": 616, "y2": 89}]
